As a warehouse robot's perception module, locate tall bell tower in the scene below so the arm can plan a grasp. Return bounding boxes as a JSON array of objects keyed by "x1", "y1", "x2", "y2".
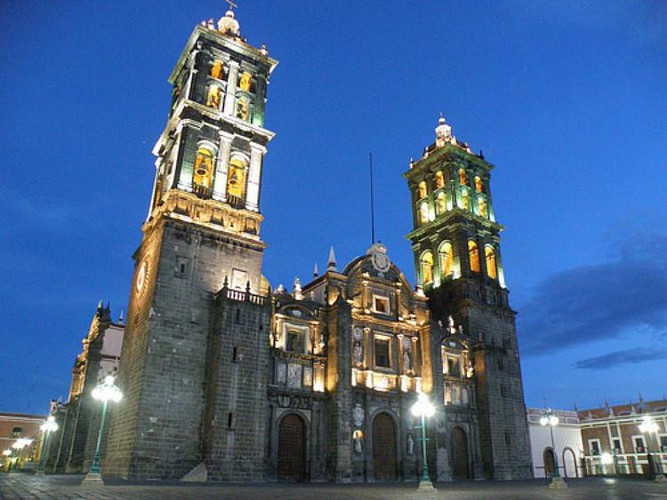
[
  {"x1": 104, "y1": 7, "x2": 278, "y2": 480},
  {"x1": 405, "y1": 117, "x2": 532, "y2": 479}
]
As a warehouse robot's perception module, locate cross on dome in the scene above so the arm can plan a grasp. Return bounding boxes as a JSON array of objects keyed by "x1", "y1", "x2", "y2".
[{"x1": 225, "y1": 0, "x2": 238, "y2": 11}]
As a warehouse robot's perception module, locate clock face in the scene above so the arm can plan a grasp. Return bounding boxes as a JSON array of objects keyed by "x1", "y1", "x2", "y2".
[{"x1": 135, "y1": 260, "x2": 148, "y2": 295}]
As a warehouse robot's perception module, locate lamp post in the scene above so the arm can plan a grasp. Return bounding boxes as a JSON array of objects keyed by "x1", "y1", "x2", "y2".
[
  {"x1": 540, "y1": 408, "x2": 567, "y2": 489},
  {"x1": 639, "y1": 415, "x2": 666, "y2": 483},
  {"x1": 11, "y1": 438, "x2": 33, "y2": 471},
  {"x1": 411, "y1": 392, "x2": 437, "y2": 492},
  {"x1": 82, "y1": 375, "x2": 122, "y2": 485},
  {"x1": 37, "y1": 416, "x2": 59, "y2": 475}
]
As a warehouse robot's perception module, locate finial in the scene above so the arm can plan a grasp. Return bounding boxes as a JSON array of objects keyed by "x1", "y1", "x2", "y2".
[
  {"x1": 313, "y1": 263, "x2": 319, "y2": 279},
  {"x1": 638, "y1": 390, "x2": 644, "y2": 403},
  {"x1": 118, "y1": 311, "x2": 124, "y2": 324},
  {"x1": 223, "y1": 275, "x2": 229, "y2": 288},
  {"x1": 438, "y1": 111, "x2": 445, "y2": 124},
  {"x1": 97, "y1": 299, "x2": 103, "y2": 310},
  {"x1": 218, "y1": 1, "x2": 240, "y2": 35},
  {"x1": 225, "y1": 0, "x2": 238, "y2": 11},
  {"x1": 293, "y1": 277, "x2": 303, "y2": 300},
  {"x1": 260, "y1": 44, "x2": 268, "y2": 56},
  {"x1": 327, "y1": 246, "x2": 337, "y2": 272}
]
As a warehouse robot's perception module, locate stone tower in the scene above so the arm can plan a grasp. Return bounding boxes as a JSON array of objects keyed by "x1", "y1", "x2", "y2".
[
  {"x1": 104, "y1": 8, "x2": 278, "y2": 480},
  {"x1": 405, "y1": 117, "x2": 532, "y2": 479}
]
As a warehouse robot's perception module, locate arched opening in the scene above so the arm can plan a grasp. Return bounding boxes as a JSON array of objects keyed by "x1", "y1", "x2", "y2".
[
  {"x1": 434, "y1": 171, "x2": 444, "y2": 189},
  {"x1": 419, "y1": 202, "x2": 429, "y2": 224},
  {"x1": 420, "y1": 251, "x2": 434, "y2": 285},
  {"x1": 226, "y1": 156, "x2": 247, "y2": 206},
  {"x1": 563, "y1": 447, "x2": 578, "y2": 478},
  {"x1": 468, "y1": 241, "x2": 480, "y2": 273},
  {"x1": 206, "y1": 84, "x2": 223, "y2": 110},
  {"x1": 193, "y1": 144, "x2": 216, "y2": 198},
  {"x1": 474, "y1": 176, "x2": 484, "y2": 193},
  {"x1": 372, "y1": 412, "x2": 397, "y2": 480},
  {"x1": 543, "y1": 447, "x2": 556, "y2": 478},
  {"x1": 460, "y1": 189, "x2": 470, "y2": 210},
  {"x1": 484, "y1": 245, "x2": 497, "y2": 279},
  {"x1": 436, "y1": 192, "x2": 447, "y2": 214},
  {"x1": 477, "y1": 197, "x2": 488, "y2": 218},
  {"x1": 277, "y1": 413, "x2": 306, "y2": 481},
  {"x1": 210, "y1": 60, "x2": 224, "y2": 80},
  {"x1": 418, "y1": 181, "x2": 427, "y2": 199},
  {"x1": 439, "y1": 242, "x2": 454, "y2": 279},
  {"x1": 458, "y1": 168, "x2": 467, "y2": 185},
  {"x1": 451, "y1": 426, "x2": 470, "y2": 479}
]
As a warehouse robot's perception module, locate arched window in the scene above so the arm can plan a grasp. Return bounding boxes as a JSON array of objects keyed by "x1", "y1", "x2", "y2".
[
  {"x1": 458, "y1": 168, "x2": 467, "y2": 185},
  {"x1": 468, "y1": 241, "x2": 480, "y2": 273},
  {"x1": 460, "y1": 190, "x2": 470, "y2": 210},
  {"x1": 420, "y1": 251, "x2": 434, "y2": 285},
  {"x1": 193, "y1": 145, "x2": 216, "y2": 197},
  {"x1": 474, "y1": 176, "x2": 484, "y2": 193},
  {"x1": 206, "y1": 84, "x2": 223, "y2": 109},
  {"x1": 419, "y1": 202, "x2": 429, "y2": 223},
  {"x1": 239, "y1": 71, "x2": 253, "y2": 92},
  {"x1": 418, "y1": 181, "x2": 427, "y2": 199},
  {"x1": 226, "y1": 155, "x2": 247, "y2": 204},
  {"x1": 210, "y1": 60, "x2": 224, "y2": 80},
  {"x1": 236, "y1": 95, "x2": 251, "y2": 121},
  {"x1": 434, "y1": 171, "x2": 444, "y2": 189},
  {"x1": 477, "y1": 197, "x2": 488, "y2": 218},
  {"x1": 485, "y1": 245, "x2": 497, "y2": 279},
  {"x1": 439, "y1": 242, "x2": 454, "y2": 278},
  {"x1": 436, "y1": 192, "x2": 447, "y2": 214}
]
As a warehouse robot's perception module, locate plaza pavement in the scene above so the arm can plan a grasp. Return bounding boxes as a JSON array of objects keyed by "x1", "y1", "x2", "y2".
[{"x1": 1, "y1": 473, "x2": 667, "y2": 499}]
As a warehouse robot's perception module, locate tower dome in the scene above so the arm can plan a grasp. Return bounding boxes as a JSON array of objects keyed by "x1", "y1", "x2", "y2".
[{"x1": 217, "y1": 9, "x2": 240, "y2": 36}]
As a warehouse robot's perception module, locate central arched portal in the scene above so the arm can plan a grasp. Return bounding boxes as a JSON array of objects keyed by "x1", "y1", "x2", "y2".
[
  {"x1": 277, "y1": 413, "x2": 306, "y2": 481},
  {"x1": 451, "y1": 426, "x2": 470, "y2": 479},
  {"x1": 372, "y1": 412, "x2": 397, "y2": 480}
]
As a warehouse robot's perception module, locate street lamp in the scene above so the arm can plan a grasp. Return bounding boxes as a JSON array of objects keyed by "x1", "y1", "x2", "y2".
[
  {"x1": 82, "y1": 375, "x2": 122, "y2": 485},
  {"x1": 37, "y1": 416, "x2": 59, "y2": 475},
  {"x1": 11, "y1": 438, "x2": 34, "y2": 471},
  {"x1": 638, "y1": 415, "x2": 666, "y2": 483},
  {"x1": 411, "y1": 392, "x2": 437, "y2": 492},
  {"x1": 540, "y1": 408, "x2": 567, "y2": 489}
]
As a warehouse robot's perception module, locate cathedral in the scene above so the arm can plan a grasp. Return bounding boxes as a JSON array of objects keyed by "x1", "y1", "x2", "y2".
[{"x1": 60, "y1": 7, "x2": 533, "y2": 483}]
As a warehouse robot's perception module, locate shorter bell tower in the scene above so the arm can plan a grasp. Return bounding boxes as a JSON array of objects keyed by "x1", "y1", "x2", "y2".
[{"x1": 405, "y1": 117, "x2": 533, "y2": 480}]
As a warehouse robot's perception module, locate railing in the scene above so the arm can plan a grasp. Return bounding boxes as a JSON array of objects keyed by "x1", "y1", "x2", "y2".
[
  {"x1": 226, "y1": 194, "x2": 245, "y2": 209},
  {"x1": 193, "y1": 184, "x2": 213, "y2": 200},
  {"x1": 224, "y1": 287, "x2": 268, "y2": 305}
]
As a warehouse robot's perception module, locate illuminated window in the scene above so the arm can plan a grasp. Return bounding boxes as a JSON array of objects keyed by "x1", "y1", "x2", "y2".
[
  {"x1": 206, "y1": 85, "x2": 222, "y2": 109},
  {"x1": 239, "y1": 71, "x2": 253, "y2": 92},
  {"x1": 286, "y1": 329, "x2": 304, "y2": 353},
  {"x1": 210, "y1": 60, "x2": 224, "y2": 80},
  {"x1": 419, "y1": 202, "x2": 429, "y2": 223},
  {"x1": 436, "y1": 192, "x2": 446, "y2": 214},
  {"x1": 477, "y1": 197, "x2": 488, "y2": 218},
  {"x1": 460, "y1": 189, "x2": 470, "y2": 210},
  {"x1": 374, "y1": 337, "x2": 391, "y2": 369},
  {"x1": 372, "y1": 295, "x2": 390, "y2": 315},
  {"x1": 485, "y1": 245, "x2": 497, "y2": 279},
  {"x1": 434, "y1": 171, "x2": 444, "y2": 189},
  {"x1": 226, "y1": 156, "x2": 247, "y2": 202},
  {"x1": 420, "y1": 251, "x2": 434, "y2": 284},
  {"x1": 193, "y1": 145, "x2": 216, "y2": 196},
  {"x1": 458, "y1": 168, "x2": 467, "y2": 185},
  {"x1": 468, "y1": 241, "x2": 480, "y2": 273},
  {"x1": 418, "y1": 181, "x2": 427, "y2": 199},
  {"x1": 474, "y1": 176, "x2": 484, "y2": 193},
  {"x1": 439, "y1": 242, "x2": 454, "y2": 278}
]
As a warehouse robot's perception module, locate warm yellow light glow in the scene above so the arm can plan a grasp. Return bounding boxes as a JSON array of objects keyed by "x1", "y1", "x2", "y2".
[
  {"x1": 468, "y1": 241, "x2": 480, "y2": 273},
  {"x1": 434, "y1": 171, "x2": 444, "y2": 189},
  {"x1": 485, "y1": 245, "x2": 497, "y2": 280},
  {"x1": 420, "y1": 251, "x2": 434, "y2": 284},
  {"x1": 227, "y1": 157, "x2": 246, "y2": 199},
  {"x1": 439, "y1": 242, "x2": 453, "y2": 278},
  {"x1": 418, "y1": 181, "x2": 427, "y2": 199}
]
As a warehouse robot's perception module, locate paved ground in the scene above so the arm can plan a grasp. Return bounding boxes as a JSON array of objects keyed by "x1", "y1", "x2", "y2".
[{"x1": 1, "y1": 473, "x2": 666, "y2": 499}]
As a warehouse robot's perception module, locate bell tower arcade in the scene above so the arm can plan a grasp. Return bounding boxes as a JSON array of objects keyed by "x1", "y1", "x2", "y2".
[
  {"x1": 104, "y1": 8, "x2": 278, "y2": 480},
  {"x1": 405, "y1": 117, "x2": 532, "y2": 480}
]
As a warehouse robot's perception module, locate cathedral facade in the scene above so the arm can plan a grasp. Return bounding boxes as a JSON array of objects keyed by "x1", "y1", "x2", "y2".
[{"x1": 101, "y1": 8, "x2": 532, "y2": 482}]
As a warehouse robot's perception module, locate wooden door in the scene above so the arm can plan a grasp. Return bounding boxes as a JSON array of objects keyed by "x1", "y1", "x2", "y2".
[
  {"x1": 277, "y1": 413, "x2": 306, "y2": 481},
  {"x1": 372, "y1": 413, "x2": 397, "y2": 480},
  {"x1": 451, "y1": 426, "x2": 470, "y2": 479}
]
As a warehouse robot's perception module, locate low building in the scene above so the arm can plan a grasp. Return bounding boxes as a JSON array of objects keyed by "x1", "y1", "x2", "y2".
[
  {"x1": 578, "y1": 399, "x2": 667, "y2": 477},
  {"x1": 527, "y1": 407, "x2": 582, "y2": 479},
  {"x1": 0, "y1": 412, "x2": 46, "y2": 472}
]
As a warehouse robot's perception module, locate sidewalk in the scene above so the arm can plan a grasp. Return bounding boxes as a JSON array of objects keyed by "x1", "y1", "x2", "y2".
[{"x1": 1, "y1": 473, "x2": 666, "y2": 499}]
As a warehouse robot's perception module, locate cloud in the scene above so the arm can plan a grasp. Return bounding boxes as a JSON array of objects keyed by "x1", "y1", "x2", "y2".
[
  {"x1": 574, "y1": 348, "x2": 667, "y2": 370},
  {"x1": 518, "y1": 229, "x2": 667, "y2": 356}
]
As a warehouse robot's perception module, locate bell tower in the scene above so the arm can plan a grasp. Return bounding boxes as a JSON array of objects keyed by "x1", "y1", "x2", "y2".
[
  {"x1": 405, "y1": 117, "x2": 532, "y2": 479},
  {"x1": 104, "y1": 7, "x2": 278, "y2": 480}
]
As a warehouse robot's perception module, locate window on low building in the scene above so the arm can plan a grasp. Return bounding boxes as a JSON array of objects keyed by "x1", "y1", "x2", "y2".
[{"x1": 589, "y1": 439, "x2": 601, "y2": 456}]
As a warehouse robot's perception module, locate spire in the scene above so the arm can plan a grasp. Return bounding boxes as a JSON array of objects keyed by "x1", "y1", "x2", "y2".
[
  {"x1": 327, "y1": 246, "x2": 337, "y2": 272},
  {"x1": 118, "y1": 311, "x2": 125, "y2": 324},
  {"x1": 313, "y1": 263, "x2": 319, "y2": 279}
]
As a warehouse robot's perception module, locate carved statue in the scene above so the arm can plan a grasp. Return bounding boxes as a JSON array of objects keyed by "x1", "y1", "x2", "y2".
[
  {"x1": 206, "y1": 86, "x2": 222, "y2": 109},
  {"x1": 353, "y1": 341, "x2": 363, "y2": 366},
  {"x1": 236, "y1": 96, "x2": 249, "y2": 121},
  {"x1": 478, "y1": 198, "x2": 488, "y2": 218},
  {"x1": 475, "y1": 176, "x2": 484, "y2": 193},
  {"x1": 461, "y1": 190, "x2": 470, "y2": 210},
  {"x1": 403, "y1": 346, "x2": 412, "y2": 373},
  {"x1": 407, "y1": 434, "x2": 415, "y2": 455},
  {"x1": 458, "y1": 168, "x2": 467, "y2": 185}
]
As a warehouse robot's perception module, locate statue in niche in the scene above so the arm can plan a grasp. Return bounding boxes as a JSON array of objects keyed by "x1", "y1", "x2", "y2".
[
  {"x1": 403, "y1": 348, "x2": 412, "y2": 373},
  {"x1": 352, "y1": 340, "x2": 363, "y2": 366},
  {"x1": 210, "y1": 60, "x2": 224, "y2": 80},
  {"x1": 478, "y1": 198, "x2": 488, "y2": 218},
  {"x1": 461, "y1": 190, "x2": 470, "y2": 210},
  {"x1": 352, "y1": 404, "x2": 365, "y2": 427},
  {"x1": 437, "y1": 192, "x2": 446, "y2": 214},
  {"x1": 206, "y1": 85, "x2": 222, "y2": 109},
  {"x1": 236, "y1": 96, "x2": 250, "y2": 121},
  {"x1": 458, "y1": 168, "x2": 467, "y2": 185},
  {"x1": 353, "y1": 431, "x2": 363, "y2": 454},
  {"x1": 435, "y1": 171, "x2": 444, "y2": 189},
  {"x1": 475, "y1": 176, "x2": 484, "y2": 193},
  {"x1": 447, "y1": 316, "x2": 457, "y2": 335},
  {"x1": 239, "y1": 71, "x2": 252, "y2": 92},
  {"x1": 407, "y1": 434, "x2": 415, "y2": 455}
]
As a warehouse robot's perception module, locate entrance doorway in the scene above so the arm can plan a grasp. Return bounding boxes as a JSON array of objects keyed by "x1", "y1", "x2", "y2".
[
  {"x1": 543, "y1": 448, "x2": 556, "y2": 477},
  {"x1": 277, "y1": 413, "x2": 306, "y2": 481},
  {"x1": 451, "y1": 426, "x2": 470, "y2": 479},
  {"x1": 372, "y1": 412, "x2": 397, "y2": 480}
]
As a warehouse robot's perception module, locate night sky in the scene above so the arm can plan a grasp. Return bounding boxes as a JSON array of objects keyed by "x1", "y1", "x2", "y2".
[{"x1": 1, "y1": 1, "x2": 665, "y2": 414}]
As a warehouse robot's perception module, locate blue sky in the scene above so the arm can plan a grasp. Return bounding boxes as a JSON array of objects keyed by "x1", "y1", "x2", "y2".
[{"x1": 0, "y1": 1, "x2": 665, "y2": 414}]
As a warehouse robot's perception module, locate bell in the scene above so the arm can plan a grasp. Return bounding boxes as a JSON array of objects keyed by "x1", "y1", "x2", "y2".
[
  {"x1": 196, "y1": 165, "x2": 208, "y2": 176},
  {"x1": 228, "y1": 170, "x2": 238, "y2": 185}
]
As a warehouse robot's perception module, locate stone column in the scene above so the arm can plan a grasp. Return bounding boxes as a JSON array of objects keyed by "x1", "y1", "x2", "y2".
[
  {"x1": 245, "y1": 143, "x2": 265, "y2": 212},
  {"x1": 223, "y1": 61, "x2": 239, "y2": 116},
  {"x1": 213, "y1": 131, "x2": 233, "y2": 201}
]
